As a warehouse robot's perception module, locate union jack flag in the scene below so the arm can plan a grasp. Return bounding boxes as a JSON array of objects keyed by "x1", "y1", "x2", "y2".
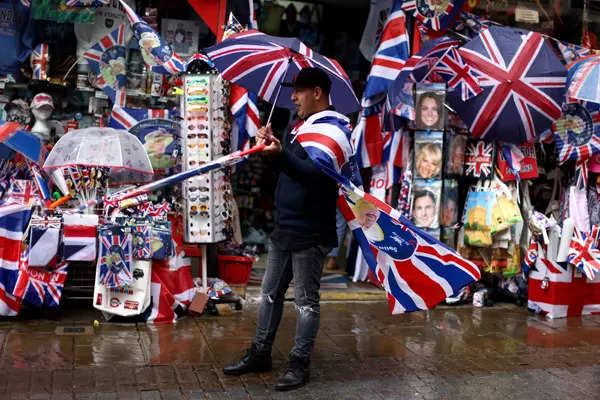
[
  {"x1": 132, "y1": 224, "x2": 152, "y2": 259},
  {"x1": 353, "y1": 95, "x2": 385, "y2": 169},
  {"x1": 31, "y1": 44, "x2": 49, "y2": 81},
  {"x1": 552, "y1": 102, "x2": 600, "y2": 165},
  {"x1": 401, "y1": 0, "x2": 465, "y2": 31},
  {"x1": 568, "y1": 226, "x2": 600, "y2": 281},
  {"x1": 464, "y1": 141, "x2": 494, "y2": 178},
  {"x1": 83, "y1": 24, "x2": 127, "y2": 106},
  {"x1": 118, "y1": 0, "x2": 185, "y2": 76},
  {"x1": 363, "y1": 1, "x2": 410, "y2": 100},
  {"x1": 98, "y1": 228, "x2": 133, "y2": 288},
  {"x1": 555, "y1": 39, "x2": 591, "y2": 64},
  {"x1": 223, "y1": 12, "x2": 245, "y2": 40},
  {"x1": 529, "y1": 257, "x2": 600, "y2": 319},
  {"x1": 6, "y1": 178, "x2": 40, "y2": 206},
  {"x1": 230, "y1": 84, "x2": 259, "y2": 155},
  {"x1": 431, "y1": 47, "x2": 483, "y2": 101},
  {"x1": 382, "y1": 128, "x2": 407, "y2": 189},
  {"x1": 295, "y1": 109, "x2": 480, "y2": 314},
  {"x1": 455, "y1": 27, "x2": 565, "y2": 142},
  {"x1": 12, "y1": 249, "x2": 68, "y2": 309}
]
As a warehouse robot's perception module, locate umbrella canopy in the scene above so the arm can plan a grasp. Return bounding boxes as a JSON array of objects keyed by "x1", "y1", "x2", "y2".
[
  {"x1": 567, "y1": 54, "x2": 600, "y2": 104},
  {"x1": 42, "y1": 127, "x2": 153, "y2": 185},
  {"x1": 448, "y1": 26, "x2": 566, "y2": 144},
  {"x1": 205, "y1": 31, "x2": 360, "y2": 115},
  {"x1": 0, "y1": 122, "x2": 43, "y2": 164}
]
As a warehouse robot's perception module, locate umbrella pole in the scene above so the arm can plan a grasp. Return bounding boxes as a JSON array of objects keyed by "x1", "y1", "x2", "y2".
[{"x1": 265, "y1": 58, "x2": 291, "y2": 126}]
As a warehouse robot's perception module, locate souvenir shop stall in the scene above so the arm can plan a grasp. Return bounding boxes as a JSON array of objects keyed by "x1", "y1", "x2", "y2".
[
  {"x1": 347, "y1": 0, "x2": 600, "y2": 316},
  {"x1": 0, "y1": 0, "x2": 263, "y2": 323}
]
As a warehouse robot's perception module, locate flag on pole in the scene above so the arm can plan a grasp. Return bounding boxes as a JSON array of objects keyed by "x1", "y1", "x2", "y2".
[{"x1": 363, "y1": 1, "x2": 410, "y2": 100}]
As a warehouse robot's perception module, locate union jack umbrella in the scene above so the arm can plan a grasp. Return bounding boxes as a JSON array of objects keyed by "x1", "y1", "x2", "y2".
[
  {"x1": 566, "y1": 54, "x2": 600, "y2": 104},
  {"x1": 118, "y1": 0, "x2": 185, "y2": 76},
  {"x1": 430, "y1": 47, "x2": 483, "y2": 101},
  {"x1": 98, "y1": 228, "x2": 133, "y2": 288},
  {"x1": 568, "y1": 226, "x2": 600, "y2": 281},
  {"x1": 83, "y1": 24, "x2": 127, "y2": 107},
  {"x1": 401, "y1": 0, "x2": 465, "y2": 31},
  {"x1": 448, "y1": 26, "x2": 566, "y2": 144},
  {"x1": 31, "y1": 44, "x2": 50, "y2": 81},
  {"x1": 204, "y1": 31, "x2": 360, "y2": 116}
]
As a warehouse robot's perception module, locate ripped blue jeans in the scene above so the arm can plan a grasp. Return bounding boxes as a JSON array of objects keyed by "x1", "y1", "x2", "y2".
[{"x1": 254, "y1": 240, "x2": 331, "y2": 360}]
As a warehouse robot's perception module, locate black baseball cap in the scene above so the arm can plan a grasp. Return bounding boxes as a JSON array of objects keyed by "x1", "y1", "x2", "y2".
[{"x1": 282, "y1": 67, "x2": 331, "y2": 94}]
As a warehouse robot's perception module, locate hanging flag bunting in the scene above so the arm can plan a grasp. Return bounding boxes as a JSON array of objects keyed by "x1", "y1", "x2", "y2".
[
  {"x1": 118, "y1": 0, "x2": 185, "y2": 76},
  {"x1": 83, "y1": 24, "x2": 128, "y2": 106},
  {"x1": 363, "y1": 1, "x2": 410, "y2": 100}
]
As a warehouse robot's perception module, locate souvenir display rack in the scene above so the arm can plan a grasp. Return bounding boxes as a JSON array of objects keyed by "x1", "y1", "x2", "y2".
[{"x1": 181, "y1": 73, "x2": 234, "y2": 244}]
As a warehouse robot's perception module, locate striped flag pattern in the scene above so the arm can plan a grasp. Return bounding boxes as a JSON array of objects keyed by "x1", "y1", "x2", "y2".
[
  {"x1": 62, "y1": 214, "x2": 98, "y2": 262},
  {"x1": 363, "y1": 1, "x2": 410, "y2": 100},
  {"x1": 295, "y1": 110, "x2": 480, "y2": 314}
]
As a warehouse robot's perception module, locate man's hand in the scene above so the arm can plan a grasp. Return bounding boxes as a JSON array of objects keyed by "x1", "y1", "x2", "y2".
[
  {"x1": 260, "y1": 135, "x2": 281, "y2": 155},
  {"x1": 256, "y1": 123, "x2": 275, "y2": 145}
]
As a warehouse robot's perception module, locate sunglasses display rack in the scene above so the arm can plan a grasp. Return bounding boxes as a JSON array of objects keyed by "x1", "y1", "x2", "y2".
[{"x1": 181, "y1": 73, "x2": 234, "y2": 243}]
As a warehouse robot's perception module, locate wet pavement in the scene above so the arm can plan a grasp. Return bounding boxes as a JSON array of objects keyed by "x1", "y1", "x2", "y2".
[{"x1": 1, "y1": 301, "x2": 600, "y2": 399}]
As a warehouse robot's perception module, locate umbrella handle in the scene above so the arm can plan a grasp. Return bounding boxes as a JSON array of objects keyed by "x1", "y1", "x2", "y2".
[{"x1": 266, "y1": 58, "x2": 291, "y2": 126}]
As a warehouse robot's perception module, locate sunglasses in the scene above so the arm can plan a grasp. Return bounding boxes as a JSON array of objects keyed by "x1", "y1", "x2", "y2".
[
  {"x1": 188, "y1": 159, "x2": 210, "y2": 167},
  {"x1": 187, "y1": 133, "x2": 209, "y2": 139},
  {"x1": 189, "y1": 195, "x2": 210, "y2": 202},
  {"x1": 187, "y1": 124, "x2": 209, "y2": 131},
  {"x1": 188, "y1": 106, "x2": 208, "y2": 113},
  {"x1": 191, "y1": 210, "x2": 209, "y2": 217},
  {"x1": 187, "y1": 78, "x2": 209, "y2": 85},
  {"x1": 189, "y1": 186, "x2": 210, "y2": 192},
  {"x1": 187, "y1": 115, "x2": 208, "y2": 121},
  {"x1": 187, "y1": 143, "x2": 209, "y2": 149},
  {"x1": 187, "y1": 88, "x2": 209, "y2": 95},
  {"x1": 187, "y1": 95, "x2": 209, "y2": 104}
]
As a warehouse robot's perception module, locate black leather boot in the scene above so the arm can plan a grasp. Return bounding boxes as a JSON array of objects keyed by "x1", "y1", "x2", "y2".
[
  {"x1": 223, "y1": 344, "x2": 272, "y2": 376},
  {"x1": 274, "y1": 355, "x2": 310, "y2": 391}
]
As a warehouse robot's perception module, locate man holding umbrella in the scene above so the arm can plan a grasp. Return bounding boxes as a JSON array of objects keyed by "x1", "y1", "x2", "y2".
[{"x1": 223, "y1": 67, "x2": 341, "y2": 391}]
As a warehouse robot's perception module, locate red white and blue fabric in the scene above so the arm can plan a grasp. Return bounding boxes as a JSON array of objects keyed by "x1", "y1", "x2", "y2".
[
  {"x1": 523, "y1": 238, "x2": 539, "y2": 273},
  {"x1": 0, "y1": 121, "x2": 43, "y2": 164},
  {"x1": 294, "y1": 109, "x2": 480, "y2": 313},
  {"x1": 449, "y1": 26, "x2": 566, "y2": 144},
  {"x1": 65, "y1": 0, "x2": 109, "y2": 5},
  {"x1": 397, "y1": 165, "x2": 413, "y2": 218},
  {"x1": 5, "y1": 178, "x2": 40, "y2": 206},
  {"x1": 118, "y1": 0, "x2": 185, "y2": 76},
  {"x1": 386, "y1": 36, "x2": 459, "y2": 129},
  {"x1": 529, "y1": 257, "x2": 600, "y2": 319},
  {"x1": 82, "y1": 24, "x2": 127, "y2": 107},
  {"x1": 431, "y1": 47, "x2": 483, "y2": 101},
  {"x1": 31, "y1": 43, "x2": 49, "y2": 80},
  {"x1": 566, "y1": 54, "x2": 600, "y2": 104},
  {"x1": 363, "y1": 1, "x2": 410, "y2": 100},
  {"x1": 353, "y1": 96, "x2": 385, "y2": 169},
  {"x1": 568, "y1": 226, "x2": 600, "y2": 281},
  {"x1": 132, "y1": 224, "x2": 152, "y2": 259},
  {"x1": 401, "y1": 0, "x2": 465, "y2": 31},
  {"x1": 62, "y1": 214, "x2": 98, "y2": 262},
  {"x1": 28, "y1": 163, "x2": 50, "y2": 201},
  {"x1": 464, "y1": 140, "x2": 494, "y2": 178},
  {"x1": 98, "y1": 228, "x2": 133, "y2": 288},
  {"x1": 13, "y1": 249, "x2": 68, "y2": 309},
  {"x1": 184, "y1": 52, "x2": 214, "y2": 71},
  {"x1": 555, "y1": 40, "x2": 590, "y2": 65},
  {"x1": 142, "y1": 249, "x2": 195, "y2": 324},
  {"x1": 382, "y1": 129, "x2": 407, "y2": 189},
  {"x1": 0, "y1": 203, "x2": 32, "y2": 315},
  {"x1": 205, "y1": 32, "x2": 360, "y2": 115},
  {"x1": 552, "y1": 102, "x2": 600, "y2": 165},
  {"x1": 28, "y1": 219, "x2": 60, "y2": 267},
  {"x1": 230, "y1": 84, "x2": 259, "y2": 154}
]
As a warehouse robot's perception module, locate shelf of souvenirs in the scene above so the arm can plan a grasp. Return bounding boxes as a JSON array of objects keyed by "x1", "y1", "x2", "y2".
[{"x1": 1, "y1": 82, "x2": 178, "y2": 103}]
